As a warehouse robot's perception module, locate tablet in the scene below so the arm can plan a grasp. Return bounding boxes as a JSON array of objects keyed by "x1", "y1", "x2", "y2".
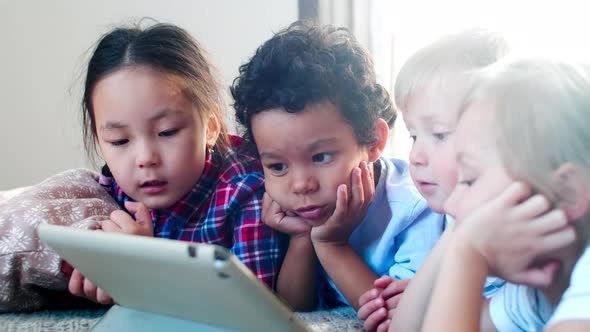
[{"x1": 37, "y1": 224, "x2": 309, "y2": 332}]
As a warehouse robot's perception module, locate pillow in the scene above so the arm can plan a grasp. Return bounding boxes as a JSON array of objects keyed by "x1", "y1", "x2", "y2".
[{"x1": 0, "y1": 169, "x2": 120, "y2": 312}]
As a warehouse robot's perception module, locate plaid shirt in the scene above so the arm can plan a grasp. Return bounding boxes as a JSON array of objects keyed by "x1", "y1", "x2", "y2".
[{"x1": 100, "y1": 135, "x2": 285, "y2": 289}]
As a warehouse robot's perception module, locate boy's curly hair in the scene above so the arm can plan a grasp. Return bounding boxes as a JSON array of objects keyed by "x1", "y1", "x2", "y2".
[{"x1": 231, "y1": 21, "x2": 395, "y2": 153}]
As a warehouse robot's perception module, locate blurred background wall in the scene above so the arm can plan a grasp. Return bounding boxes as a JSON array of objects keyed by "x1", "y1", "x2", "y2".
[{"x1": 0, "y1": 0, "x2": 297, "y2": 189}]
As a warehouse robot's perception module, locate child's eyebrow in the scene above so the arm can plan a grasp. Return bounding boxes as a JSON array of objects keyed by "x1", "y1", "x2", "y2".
[
  {"x1": 258, "y1": 138, "x2": 340, "y2": 159},
  {"x1": 100, "y1": 109, "x2": 184, "y2": 131},
  {"x1": 101, "y1": 122, "x2": 127, "y2": 131},
  {"x1": 149, "y1": 109, "x2": 185, "y2": 121},
  {"x1": 258, "y1": 151, "x2": 282, "y2": 160},
  {"x1": 307, "y1": 138, "x2": 339, "y2": 151}
]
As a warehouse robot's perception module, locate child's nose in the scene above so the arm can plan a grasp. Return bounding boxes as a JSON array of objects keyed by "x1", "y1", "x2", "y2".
[
  {"x1": 291, "y1": 171, "x2": 319, "y2": 195},
  {"x1": 136, "y1": 143, "x2": 160, "y2": 168},
  {"x1": 409, "y1": 140, "x2": 427, "y2": 166}
]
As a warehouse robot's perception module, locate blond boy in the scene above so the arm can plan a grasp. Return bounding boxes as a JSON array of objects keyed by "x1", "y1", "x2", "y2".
[{"x1": 358, "y1": 29, "x2": 510, "y2": 332}]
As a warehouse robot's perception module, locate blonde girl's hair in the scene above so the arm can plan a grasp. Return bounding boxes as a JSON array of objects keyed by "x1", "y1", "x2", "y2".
[{"x1": 464, "y1": 58, "x2": 590, "y2": 200}]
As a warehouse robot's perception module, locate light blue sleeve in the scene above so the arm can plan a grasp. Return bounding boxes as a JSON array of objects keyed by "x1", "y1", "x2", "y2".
[
  {"x1": 489, "y1": 283, "x2": 554, "y2": 332},
  {"x1": 388, "y1": 200, "x2": 445, "y2": 280}
]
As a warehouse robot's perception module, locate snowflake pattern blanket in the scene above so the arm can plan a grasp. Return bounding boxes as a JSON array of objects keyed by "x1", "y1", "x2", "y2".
[{"x1": 0, "y1": 169, "x2": 119, "y2": 312}]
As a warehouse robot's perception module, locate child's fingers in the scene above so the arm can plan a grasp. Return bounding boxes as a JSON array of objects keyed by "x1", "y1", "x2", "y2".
[
  {"x1": 68, "y1": 269, "x2": 85, "y2": 297},
  {"x1": 385, "y1": 293, "x2": 403, "y2": 309},
  {"x1": 262, "y1": 193, "x2": 272, "y2": 216},
  {"x1": 61, "y1": 260, "x2": 74, "y2": 275},
  {"x1": 109, "y1": 208, "x2": 152, "y2": 236},
  {"x1": 100, "y1": 219, "x2": 123, "y2": 233},
  {"x1": 349, "y1": 167, "x2": 364, "y2": 212},
  {"x1": 496, "y1": 182, "x2": 532, "y2": 208},
  {"x1": 270, "y1": 201, "x2": 287, "y2": 222},
  {"x1": 263, "y1": 196, "x2": 310, "y2": 235},
  {"x1": 263, "y1": 194, "x2": 291, "y2": 223},
  {"x1": 376, "y1": 319, "x2": 392, "y2": 332},
  {"x1": 361, "y1": 307, "x2": 388, "y2": 332},
  {"x1": 358, "y1": 288, "x2": 380, "y2": 307},
  {"x1": 373, "y1": 275, "x2": 394, "y2": 288},
  {"x1": 381, "y1": 278, "x2": 410, "y2": 298},
  {"x1": 96, "y1": 288, "x2": 114, "y2": 305},
  {"x1": 124, "y1": 201, "x2": 153, "y2": 234},
  {"x1": 108, "y1": 210, "x2": 136, "y2": 233},
  {"x1": 360, "y1": 161, "x2": 374, "y2": 204},
  {"x1": 83, "y1": 277, "x2": 98, "y2": 302},
  {"x1": 532, "y1": 226, "x2": 576, "y2": 255},
  {"x1": 529, "y1": 209, "x2": 568, "y2": 236},
  {"x1": 511, "y1": 260, "x2": 561, "y2": 288},
  {"x1": 357, "y1": 296, "x2": 384, "y2": 320},
  {"x1": 331, "y1": 184, "x2": 348, "y2": 222},
  {"x1": 512, "y1": 194, "x2": 552, "y2": 220}
]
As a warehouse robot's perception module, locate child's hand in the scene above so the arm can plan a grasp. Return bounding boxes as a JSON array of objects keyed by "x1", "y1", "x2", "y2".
[
  {"x1": 68, "y1": 268, "x2": 114, "y2": 304},
  {"x1": 455, "y1": 182, "x2": 575, "y2": 287},
  {"x1": 67, "y1": 202, "x2": 152, "y2": 304},
  {"x1": 357, "y1": 276, "x2": 410, "y2": 332},
  {"x1": 378, "y1": 276, "x2": 409, "y2": 311},
  {"x1": 101, "y1": 201, "x2": 154, "y2": 237},
  {"x1": 261, "y1": 193, "x2": 311, "y2": 238},
  {"x1": 310, "y1": 161, "x2": 374, "y2": 244},
  {"x1": 358, "y1": 286, "x2": 388, "y2": 332}
]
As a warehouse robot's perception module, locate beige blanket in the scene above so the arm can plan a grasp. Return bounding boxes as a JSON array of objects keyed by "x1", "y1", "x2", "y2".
[{"x1": 0, "y1": 169, "x2": 119, "y2": 312}]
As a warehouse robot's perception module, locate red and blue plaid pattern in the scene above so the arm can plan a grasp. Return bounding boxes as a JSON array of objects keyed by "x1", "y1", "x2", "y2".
[{"x1": 102, "y1": 135, "x2": 285, "y2": 289}]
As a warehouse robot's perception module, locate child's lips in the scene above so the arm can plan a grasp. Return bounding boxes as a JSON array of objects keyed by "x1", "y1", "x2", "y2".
[
  {"x1": 417, "y1": 181, "x2": 437, "y2": 194},
  {"x1": 295, "y1": 205, "x2": 325, "y2": 219},
  {"x1": 140, "y1": 180, "x2": 167, "y2": 194}
]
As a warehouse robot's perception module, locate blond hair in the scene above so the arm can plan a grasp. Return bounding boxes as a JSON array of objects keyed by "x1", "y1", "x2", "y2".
[
  {"x1": 464, "y1": 58, "x2": 590, "y2": 200},
  {"x1": 394, "y1": 29, "x2": 510, "y2": 112}
]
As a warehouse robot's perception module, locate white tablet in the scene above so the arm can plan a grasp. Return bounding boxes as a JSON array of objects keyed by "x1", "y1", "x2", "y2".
[{"x1": 37, "y1": 224, "x2": 309, "y2": 332}]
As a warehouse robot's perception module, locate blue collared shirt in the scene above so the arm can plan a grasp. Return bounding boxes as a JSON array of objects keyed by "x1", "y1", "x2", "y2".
[{"x1": 320, "y1": 157, "x2": 446, "y2": 306}]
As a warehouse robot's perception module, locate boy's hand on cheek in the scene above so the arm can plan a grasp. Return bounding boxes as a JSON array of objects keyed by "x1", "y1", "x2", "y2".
[
  {"x1": 101, "y1": 201, "x2": 154, "y2": 237},
  {"x1": 311, "y1": 161, "x2": 374, "y2": 245},
  {"x1": 261, "y1": 193, "x2": 311, "y2": 238},
  {"x1": 454, "y1": 182, "x2": 575, "y2": 288}
]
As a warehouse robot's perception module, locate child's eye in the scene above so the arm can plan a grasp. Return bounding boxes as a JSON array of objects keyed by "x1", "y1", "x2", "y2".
[
  {"x1": 433, "y1": 132, "x2": 450, "y2": 141},
  {"x1": 267, "y1": 163, "x2": 287, "y2": 174},
  {"x1": 110, "y1": 139, "x2": 129, "y2": 146},
  {"x1": 312, "y1": 153, "x2": 333, "y2": 164},
  {"x1": 159, "y1": 129, "x2": 179, "y2": 137},
  {"x1": 459, "y1": 179, "x2": 475, "y2": 186}
]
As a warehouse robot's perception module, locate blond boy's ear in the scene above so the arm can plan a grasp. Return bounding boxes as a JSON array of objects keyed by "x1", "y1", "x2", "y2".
[
  {"x1": 552, "y1": 163, "x2": 590, "y2": 220},
  {"x1": 205, "y1": 114, "x2": 221, "y2": 147},
  {"x1": 367, "y1": 119, "x2": 389, "y2": 162}
]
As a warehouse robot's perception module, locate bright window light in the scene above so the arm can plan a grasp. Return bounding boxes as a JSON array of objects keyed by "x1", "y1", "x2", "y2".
[{"x1": 374, "y1": 0, "x2": 590, "y2": 159}]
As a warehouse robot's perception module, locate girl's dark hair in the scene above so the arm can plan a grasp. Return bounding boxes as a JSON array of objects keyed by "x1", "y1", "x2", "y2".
[
  {"x1": 231, "y1": 21, "x2": 395, "y2": 153},
  {"x1": 82, "y1": 22, "x2": 229, "y2": 164}
]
